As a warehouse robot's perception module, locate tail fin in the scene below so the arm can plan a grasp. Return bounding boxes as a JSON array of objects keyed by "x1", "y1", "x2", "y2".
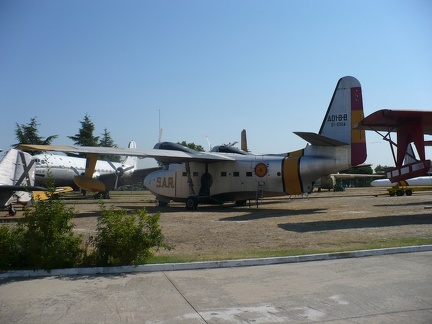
[
  {"x1": 293, "y1": 76, "x2": 367, "y2": 166},
  {"x1": 404, "y1": 144, "x2": 417, "y2": 165},
  {"x1": 241, "y1": 129, "x2": 248, "y2": 152},
  {"x1": 319, "y1": 76, "x2": 366, "y2": 166},
  {"x1": 123, "y1": 140, "x2": 137, "y2": 169}
]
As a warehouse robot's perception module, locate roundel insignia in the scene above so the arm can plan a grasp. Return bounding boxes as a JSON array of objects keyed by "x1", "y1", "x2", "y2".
[{"x1": 255, "y1": 163, "x2": 268, "y2": 177}]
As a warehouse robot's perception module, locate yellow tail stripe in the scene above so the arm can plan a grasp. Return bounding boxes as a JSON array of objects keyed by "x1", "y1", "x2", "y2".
[
  {"x1": 283, "y1": 150, "x2": 303, "y2": 195},
  {"x1": 351, "y1": 110, "x2": 365, "y2": 144}
]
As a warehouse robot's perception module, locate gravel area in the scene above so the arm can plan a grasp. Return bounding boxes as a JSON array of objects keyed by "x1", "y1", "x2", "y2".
[{"x1": 3, "y1": 188, "x2": 432, "y2": 260}]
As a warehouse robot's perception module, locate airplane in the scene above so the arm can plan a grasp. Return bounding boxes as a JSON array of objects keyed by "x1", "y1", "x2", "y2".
[
  {"x1": 32, "y1": 141, "x2": 159, "y2": 198},
  {"x1": 314, "y1": 171, "x2": 383, "y2": 191},
  {"x1": 358, "y1": 109, "x2": 432, "y2": 183},
  {"x1": 19, "y1": 76, "x2": 367, "y2": 209},
  {"x1": 368, "y1": 144, "x2": 431, "y2": 196},
  {"x1": 0, "y1": 148, "x2": 46, "y2": 216}
]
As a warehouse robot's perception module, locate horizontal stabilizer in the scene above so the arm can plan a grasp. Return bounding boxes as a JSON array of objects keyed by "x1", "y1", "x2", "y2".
[{"x1": 294, "y1": 132, "x2": 349, "y2": 146}]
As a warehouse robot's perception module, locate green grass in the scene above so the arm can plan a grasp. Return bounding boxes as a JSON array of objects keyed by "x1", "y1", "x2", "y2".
[{"x1": 145, "y1": 237, "x2": 432, "y2": 264}]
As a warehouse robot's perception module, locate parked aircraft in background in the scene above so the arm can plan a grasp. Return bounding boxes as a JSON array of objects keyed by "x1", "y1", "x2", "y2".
[
  {"x1": 371, "y1": 177, "x2": 432, "y2": 196},
  {"x1": 20, "y1": 76, "x2": 367, "y2": 209},
  {"x1": 315, "y1": 171, "x2": 383, "y2": 191},
  {"x1": 0, "y1": 149, "x2": 46, "y2": 215},
  {"x1": 32, "y1": 141, "x2": 159, "y2": 198},
  {"x1": 363, "y1": 144, "x2": 430, "y2": 196}
]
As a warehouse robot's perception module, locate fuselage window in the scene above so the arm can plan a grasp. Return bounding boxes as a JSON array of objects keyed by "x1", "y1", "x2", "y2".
[
  {"x1": 182, "y1": 172, "x2": 187, "y2": 177},
  {"x1": 233, "y1": 172, "x2": 240, "y2": 177},
  {"x1": 221, "y1": 172, "x2": 227, "y2": 177},
  {"x1": 193, "y1": 172, "x2": 198, "y2": 177},
  {"x1": 246, "y1": 172, "x2": 253, "y2": 177}
]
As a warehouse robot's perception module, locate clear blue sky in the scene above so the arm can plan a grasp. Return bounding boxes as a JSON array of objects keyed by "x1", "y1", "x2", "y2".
[{"x1": 1, "y1": 0, "x2": 431, "y2": 169}]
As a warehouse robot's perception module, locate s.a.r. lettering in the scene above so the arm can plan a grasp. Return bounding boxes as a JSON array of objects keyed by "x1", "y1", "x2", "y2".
[{"x1": 156, "y1": 177, "x2": 174, "y2": 188}]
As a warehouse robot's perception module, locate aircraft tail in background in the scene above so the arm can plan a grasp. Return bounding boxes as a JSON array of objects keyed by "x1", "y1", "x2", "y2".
[{"x1": 122, "y1": 140, "x2": 138, "y2": 169}]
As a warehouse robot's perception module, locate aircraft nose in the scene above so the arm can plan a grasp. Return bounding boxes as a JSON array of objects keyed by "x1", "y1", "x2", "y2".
[{"x1": 143, "y1": 174, "x2": 154, "y2": 189}]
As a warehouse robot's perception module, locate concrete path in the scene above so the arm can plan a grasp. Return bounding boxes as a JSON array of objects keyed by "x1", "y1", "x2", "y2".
[{"x1": 1, "y1": 251, "x2": 431, "y2": 323}]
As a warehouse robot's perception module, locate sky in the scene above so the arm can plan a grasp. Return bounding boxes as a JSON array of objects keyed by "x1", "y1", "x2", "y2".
[{"x1": 1, "y1": 0, "x2": 431, "y2": 169}]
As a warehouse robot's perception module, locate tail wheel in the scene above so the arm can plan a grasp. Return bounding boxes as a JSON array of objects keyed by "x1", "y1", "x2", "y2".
[{"x1": 186, "y1": 196, "x2": 198, "y2": 210}]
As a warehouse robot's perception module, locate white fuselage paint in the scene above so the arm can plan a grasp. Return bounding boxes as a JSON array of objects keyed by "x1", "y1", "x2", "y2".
[
  {"x1": 371, "y1": 176, "x2": 432, "y2": 187},
  {"x1": 144, "y1": 146, "x2": 352, "y2": 203},
  {"x1": 33, "y1": 153, "x2": 134, "y2": 187}
]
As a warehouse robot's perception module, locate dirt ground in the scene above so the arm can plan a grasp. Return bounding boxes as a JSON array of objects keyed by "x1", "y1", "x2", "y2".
[{"x1": 3, "y1": 188, "x2": 432, "y2": 260}]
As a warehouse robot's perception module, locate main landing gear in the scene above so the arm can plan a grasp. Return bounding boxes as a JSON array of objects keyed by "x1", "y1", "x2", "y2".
[{"x1": 186, "y1": 196, "x2": 198, "y2": 210}]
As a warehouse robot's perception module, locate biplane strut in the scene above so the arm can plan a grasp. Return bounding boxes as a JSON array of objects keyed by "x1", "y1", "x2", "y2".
[{"x1": 358, "y1": 109, "x2": 432, "y2": 183}]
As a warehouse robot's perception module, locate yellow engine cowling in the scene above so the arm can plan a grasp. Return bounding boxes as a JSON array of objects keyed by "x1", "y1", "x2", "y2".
[{"x1": 73, "y1": 175, "x2": 106, "y2": 192}]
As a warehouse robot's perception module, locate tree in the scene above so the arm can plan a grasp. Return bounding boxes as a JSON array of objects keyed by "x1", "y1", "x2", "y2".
[
  {"x1": 178, "y1": 141, "x2": 205, "y2": 152},
  {"x1": 375, "y1": 164, "x2": 392, "y2": 174},
  {"x1": 68, "y1": 113, "x2": 99, "y2": 147},
  {"x1": 13, "y1": 117, "x2": 58, "y2": 152},
  {"x1": 341, "y1": 165, "x2": 373, "y2": 175},
  {"x1": 99, "y1": 128, "x2": 120, "y2": 162}
]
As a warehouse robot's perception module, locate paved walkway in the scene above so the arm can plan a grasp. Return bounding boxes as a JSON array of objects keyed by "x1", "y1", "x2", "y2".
[{"x1": 1, "y1": 251, "x2": 431, "y2": 323}]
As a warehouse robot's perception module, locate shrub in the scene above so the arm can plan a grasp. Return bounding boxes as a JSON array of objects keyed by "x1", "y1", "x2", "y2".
[
  {"x1": 0, "y1": 226, "x2": 25, "y2": 270},
  {"x1": 18, "y1": 198, "x2": 83, "y2": 270},
  {"x1": 0, "y1": 198, "x2": 83, "y2": 271},
  {"x1": 90, "y1": 205, "x2": 170, "y2": 266}
]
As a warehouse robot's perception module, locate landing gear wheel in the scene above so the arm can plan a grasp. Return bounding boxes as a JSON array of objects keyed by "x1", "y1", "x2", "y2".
[
  {"x1": 158, "y1": 200, "x2": 168, "y2": 207},
  {"x1": 405, "y1": 189, "x2": 413, "y2": 196},
  {"x1": 235, "y1": 200, "x2": 247, "y2": 206},
  {"x1": 396, "y1": 189, "x2": 404, "y2": 196},
  {"x1": 186, "y1": 196, "x2": 198, "y2": 210}
]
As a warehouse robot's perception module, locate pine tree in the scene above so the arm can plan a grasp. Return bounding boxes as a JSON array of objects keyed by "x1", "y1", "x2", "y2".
[
  {"x1": 68, "y1": 113, "x2": 99, "y2": 146},
  {"x1": 13, "y1": 117, "x2": 58, "y2": 153},
  {"x1": 99, "y1": 128, "x2": 120, "y2": 162}
]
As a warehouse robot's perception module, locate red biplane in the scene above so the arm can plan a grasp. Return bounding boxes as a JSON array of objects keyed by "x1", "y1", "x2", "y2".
[{"x1": 358, "y1": 109, "x2": 432, "y2": 182}]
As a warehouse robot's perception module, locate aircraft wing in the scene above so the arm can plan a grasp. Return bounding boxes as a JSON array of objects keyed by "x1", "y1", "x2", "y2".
[
  {"x1": 358, "y1": 109, "x2": 432, "y2": 134},
  {"x1": 0, "y1": 185, "x2": 47, "y2": 207},
  {"x1": 18, "y1": 144, "x2": 236, "y2": 163},
  {"x1": 98, "y1": 166, "x2": 163, "y2": 191},
  {"x1": 0, "y1": 185, "x2": 47, "y2": 191},
  {"x1": 294, "y1": 132, "x2": 349, "y2": 146},
  {"x1": 331, "y1": 174, "x2": 384, "y2": 179}
]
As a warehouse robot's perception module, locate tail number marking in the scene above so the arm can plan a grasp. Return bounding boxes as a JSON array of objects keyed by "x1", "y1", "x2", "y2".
[
  {"x1": 327, "y1": 114, "x2": 348, "y2": 127},
  {"x1": 156, "y1": 177, "x2": 174, "y2": 188}
]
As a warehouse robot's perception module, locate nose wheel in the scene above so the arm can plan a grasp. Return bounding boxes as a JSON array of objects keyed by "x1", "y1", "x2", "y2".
[{"x1": 186, "y1": 196, "x2": 198, "y2": 210}]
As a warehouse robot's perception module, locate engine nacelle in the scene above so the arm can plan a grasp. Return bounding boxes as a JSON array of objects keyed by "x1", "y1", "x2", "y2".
[{"x1": 74, "y1": 175, "x2": 106, "y2": 192}]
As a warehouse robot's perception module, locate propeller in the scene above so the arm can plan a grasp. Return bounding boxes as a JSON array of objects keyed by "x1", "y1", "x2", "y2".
[{"x1": 114, "y1": 165, "x2": 134, "y2": 190}]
